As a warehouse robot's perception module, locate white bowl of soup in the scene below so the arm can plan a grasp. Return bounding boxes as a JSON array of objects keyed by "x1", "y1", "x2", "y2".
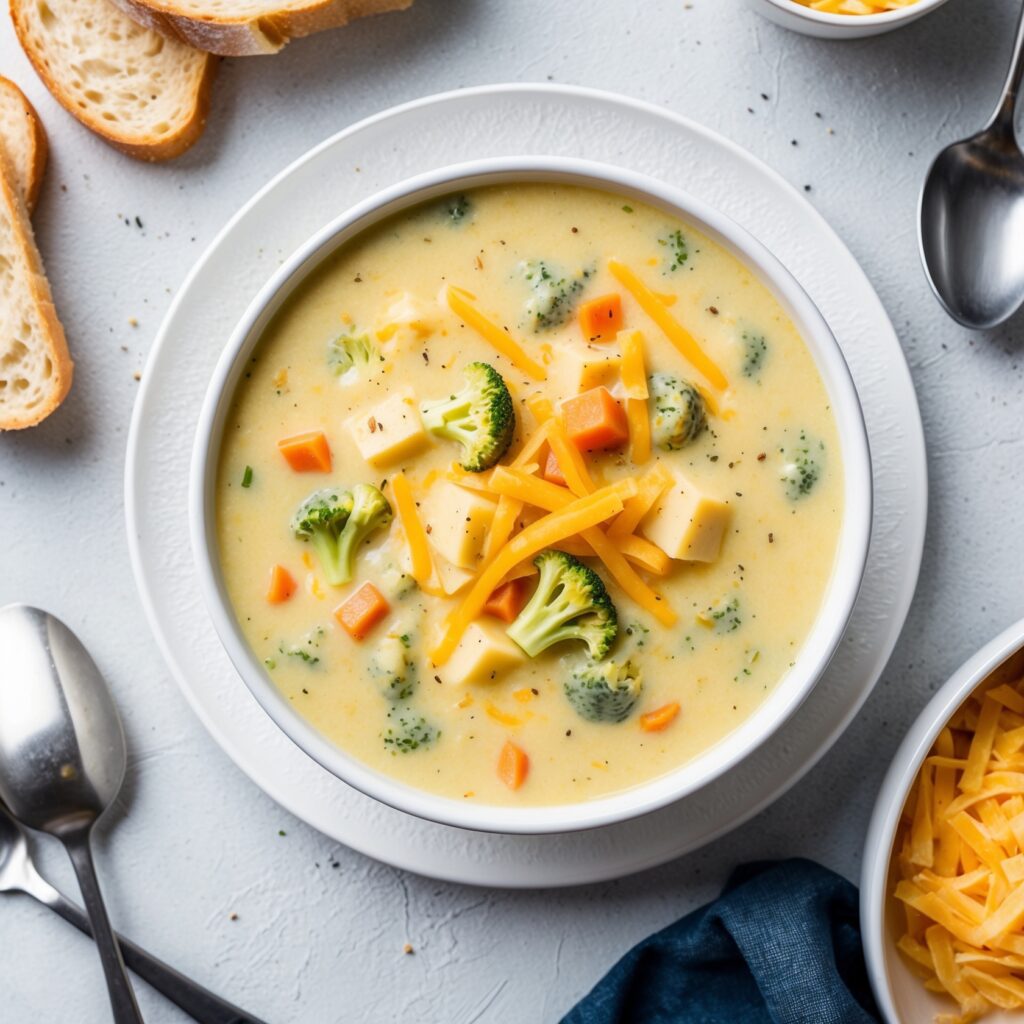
[
  {"x1": 745, "y1": 0, "x2": 953, "y2": 38},
  {"x1": 191, "y1": 157, "x2": 872, "y2": 835}
]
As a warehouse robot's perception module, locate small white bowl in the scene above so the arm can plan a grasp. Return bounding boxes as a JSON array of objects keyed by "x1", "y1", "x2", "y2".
[
  {"x1": 190, "y1": 156, "x2": 872, "y2": 836},
  {"x1": 862, "y1": 618, "x2": 1024, "y2": 1023},
  {"x1": 745, "y1": 0, "x2": 954, "y2": 38}
]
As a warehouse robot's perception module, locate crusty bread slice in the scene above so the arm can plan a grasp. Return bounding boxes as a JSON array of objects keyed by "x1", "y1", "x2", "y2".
[
  {"x1": 0, "y1": 77, "x2": 48, "y2": 213},
  {"x1": 10, "y1": 0, "x2": 217, "y2": 162},
  {"x1": 0, "y1": 154, "x2": 71, "y2": 430},
  {"x1": 107, "y1": 0, "x2": 413, "y2": 57}
]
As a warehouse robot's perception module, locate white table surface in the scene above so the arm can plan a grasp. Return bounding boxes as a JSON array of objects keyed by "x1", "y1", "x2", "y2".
[{"x1": 1, "y1": 1, "x2": 1022, "y2": 1020}]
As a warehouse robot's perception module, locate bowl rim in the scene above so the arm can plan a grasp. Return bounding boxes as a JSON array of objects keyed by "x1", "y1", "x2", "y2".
[
  {"x1": 189, "y1": 154, "x2": 873, "y2": 835},
  {"x1": 760, "y1": 0, "x2": 950, "y2": 27},
  {"x1": 861, "y1": 616, "x2": 1024, "y2": 1022}
]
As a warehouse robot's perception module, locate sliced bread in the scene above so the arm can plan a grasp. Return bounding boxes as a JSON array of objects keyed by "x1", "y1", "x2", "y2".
[
  {"x1": 0, "y1": 78, "x2": 48, "y2": 213},
  {"x1": 106, "y1": 0, "x2": 413, "y2": 57},
  {"x1": 0, "y1": 153, "x2": 72, "y2": 430},
  {"x1": 10, "y1": 0, "x2": 217, "y2": 162}
]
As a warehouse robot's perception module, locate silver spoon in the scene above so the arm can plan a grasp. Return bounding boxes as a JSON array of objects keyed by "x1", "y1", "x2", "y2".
[
  {"x1": 0, "y1": 802, "x2": 265, "y2": 1024},
  {"x1": 920, "y1": 2, "x2": 1024, "y2": 328},
  {"x1": 0, "y1": 604, "x2": 143, "y2": 1022}
]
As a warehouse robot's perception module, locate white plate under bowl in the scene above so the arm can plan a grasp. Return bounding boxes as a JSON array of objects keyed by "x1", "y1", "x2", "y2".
[
  {"x1": 190, "y1": 156, "x2": 872, "y2": 836},
  {"x1": 862, "y1": 618, "x2": 1024, "y2": 1023},
  {"x1": 126, "y1": 83, "x2": 926, "y2": 887}
]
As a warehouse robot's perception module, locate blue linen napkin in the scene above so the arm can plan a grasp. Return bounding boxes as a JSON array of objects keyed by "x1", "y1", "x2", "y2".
[{"x1": 562, "y1": 859, "x2": 881, "y2": 1024}]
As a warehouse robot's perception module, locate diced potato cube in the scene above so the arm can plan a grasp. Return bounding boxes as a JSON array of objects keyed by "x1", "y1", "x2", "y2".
[
  {"x1": 443, "y1": 621, "x2": 523, "y2": 686},
  {"x1": 641, "y1": 471, "x2": 731, "y2": 563},
  {"x1": 549, "y1": 344, "x2": 621, "y2": 400},
  {"x1": 420, "y1": 480, "x2": 497, "y2": 570},
  {"x1": 346, "y1": 391, "x2": 426, "y2": 467},
  {"x1": 433, "y1": 554, "x2": 475, "y2": 596}
]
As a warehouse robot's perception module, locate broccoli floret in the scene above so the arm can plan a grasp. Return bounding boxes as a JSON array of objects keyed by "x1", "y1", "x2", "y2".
[
  {"x1": 780, "y1": 430, "x2": 824, "y2": 500},
  {"x1": 381, "y1": 706, "x2": 439, "y2": 754},
  {"x1": 741, "y1": 331, "x2": 768, "y2": 378},
  {"x1": 649, "y1": 372, "x2": 707, "y2": 451},
  {"x1": 699, "y1": 594, "x2": 742, "y2": 634},
  {"x1": 278, "y1": 627, "x2": 325, "y2": 667},
  {"x1": 291, "y1": 483, "x2": 392, "y2": 586},
  {"x1": 564, "y1": 659, "x2": 643, "y2": 723},
  {"x1": 420, "y1": 361, "x2": 515, "y2": 472},
  {"x1": 658, "y1": 229, "x2": 689, "y2": 273},
  {"x1": 327, "y1": 331, "x2": 378, "y2": 376},
  {"x1": 445, "y1": 194, "x2": 472, "y2": 224},
  {"x1": 519, "y1": 259, "x2": 591, "y2": 331},
  {"x1": 506, "y1": 550, "x2": 617, "y2": 659},
  {"x1": 370, "y1": 635, "x2": 415, "y2": 701}
]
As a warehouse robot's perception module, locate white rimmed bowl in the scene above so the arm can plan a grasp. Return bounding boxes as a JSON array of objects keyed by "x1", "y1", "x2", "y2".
[
  {"x1": 746, "y1": 0, "x2": 954, "y2": 38},
  {"x1": 862, "y1": 618, "x2": 1024, "y2": 1023},
  {"x1": 190, "y1": 155, "x2": 873, "y2": 836}
]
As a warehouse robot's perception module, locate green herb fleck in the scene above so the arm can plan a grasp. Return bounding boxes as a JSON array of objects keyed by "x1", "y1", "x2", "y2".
[
  {"x1": 657, "y1": 229, "x2": 689, "y2": 273},
  {"x1": 279, "y1": 627, "x2": 325, "y2": 666},
  {"x1": 241, "y1": 465, "x2": 254, "y2": 488},
  {"x1": 741, "y1": 331, "x2": 768, "y2": 379},
  {"x1": 382, "y1": 707, "x2": 439, "y2": 754},
  {"x1": 621, "y1": 204, "x2": 634, "y2": 214},
  {"x1": 701, "y1": 595, "x2": 742, "y2": 634}
]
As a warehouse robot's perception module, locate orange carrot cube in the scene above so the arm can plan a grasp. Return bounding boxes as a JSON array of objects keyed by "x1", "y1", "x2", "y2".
[
  {"x1": 542, "y1": 447, "x2": 567, "y2": 487},
  {"x1": 640, "y1": 702, "x2": 680, "y2": 732},
  {"x1": 497, "y1": 740, "x2": 529, "y2": 790},
  {"x1": 562, "y1": 387, "x2": 629, "y2": 452},
  {"x1": 578, "y1": 293, "x2": 623, "y2": 342},
  {"x1": 265, "y1": 564, "x2": 297, "y2": 604},
  {"x1": 335, "y1": 582, "x2": 390, "y2": 640},
  {"x1": 278, "y1": 430, "x2": 332, "y2": 472},
  {"x1": 483, "y1": 579, "x2": 528, "y2": 624}
]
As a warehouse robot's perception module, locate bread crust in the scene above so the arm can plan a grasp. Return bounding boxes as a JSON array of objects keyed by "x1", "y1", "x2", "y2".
[
  {"x1": 0, "y1": 154, "x2": 72, "y2": 430},
  {"x1": 108, "y1": 0, "x2": 414, "y2": 56},
  {"x1": 9, "y1": 0, "x2": 218, "y2": 162},
  {"x1": 0, "y1": 77, "x2": 48, "y2": 213}
]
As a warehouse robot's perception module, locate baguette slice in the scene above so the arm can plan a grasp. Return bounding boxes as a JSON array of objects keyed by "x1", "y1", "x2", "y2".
[
  {"x1": 107, "y1": 0, "x2": 413, "y2": 57},
  {"x1": 10, "y1": 0, "x2": 217, "y2": 162},
  {"x1": 0, "y1": 77, "x2": 48, "y2": 213},
  {"x1": 0, "y1": 154, "x2": 72, "y2": 430}
]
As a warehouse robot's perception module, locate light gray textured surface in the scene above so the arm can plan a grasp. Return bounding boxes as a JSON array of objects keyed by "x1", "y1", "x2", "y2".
[{"x1": 0, "y1": 1, "x2": 1021, "y2": 1021}]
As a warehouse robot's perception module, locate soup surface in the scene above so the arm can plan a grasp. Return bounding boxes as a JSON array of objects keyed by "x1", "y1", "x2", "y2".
[{"x1": 216, "y1": 182, "x2": 844, "y2": 807}]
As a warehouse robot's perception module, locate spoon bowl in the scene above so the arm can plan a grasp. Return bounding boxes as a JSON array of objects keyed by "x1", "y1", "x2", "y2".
[
  {"x1": 0, "y1": 605, "x2": 126, "y2": 835},
  {"x1": 920, "y1": 129, "x2": 1024, "y2": 329},
  {"x1": 920, "y1": 3, "x2": 1024, "y2": 329},
  {"x1": 0, "y1": 604, "x2": 143, "y2": 1023}
]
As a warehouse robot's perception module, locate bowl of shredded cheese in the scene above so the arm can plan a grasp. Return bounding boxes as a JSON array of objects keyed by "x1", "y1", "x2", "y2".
[
  {"x1": 748, "y1": 0, "x2": 955, "y2": 38},
  {"x1": 863, "y1": 618, "x2": 1024, "y2": 1023}
]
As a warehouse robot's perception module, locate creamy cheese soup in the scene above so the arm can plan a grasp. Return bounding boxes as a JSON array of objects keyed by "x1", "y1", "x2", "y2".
[{"x1": 216, "y1": 183, "x2": 843, "y2": 807}]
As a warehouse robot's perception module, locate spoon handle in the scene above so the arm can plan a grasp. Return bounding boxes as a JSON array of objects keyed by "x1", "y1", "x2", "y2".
[
  {"x1": 989, "y1": 1, "x2": 1024, "y2": 134},
  {"x1": 64, "y1": 831, "x2": 146, "y2": 1024},
  {"x1": 24, "y1": 870, "x2": 267, "y2": 1024}
]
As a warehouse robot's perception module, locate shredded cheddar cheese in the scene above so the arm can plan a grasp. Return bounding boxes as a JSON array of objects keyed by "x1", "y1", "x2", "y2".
[
  {"x1": 486, "y1": 465, "x2": 676, "y2": 623},
  {"x1": 546, "y1": 418, "x2": 596, "y2": 496},
  {"x1": 793, "y1": 0, "x2": 920, "y2": 13},
  {"x1": 894, "y1": 672, "x2": 1024, "y2": 1021},
  {"x1": 431, "y1": 480, "x2": 636, "y2": 665},
  {"x1": 390, "y1": 472, "x2": 434, "y2": 588},
  {"x1": 608, "y1": 258, "x2": 728, "y2": 392},
  {"x1": 619, "y1": 329, "x2": 651, "y2": 465},
  {"x1": 445, "y1": 286, "x2": 547, "y2": 381}
]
